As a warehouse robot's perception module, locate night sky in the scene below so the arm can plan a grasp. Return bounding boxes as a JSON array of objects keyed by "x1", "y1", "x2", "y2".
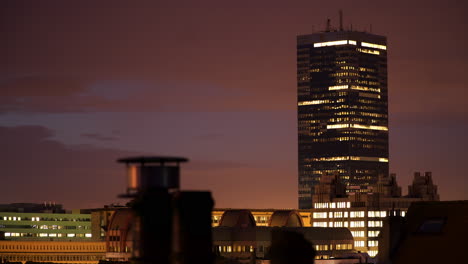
[{"x1": 1, "y1": 0, "x2": 467, "y2": 209}]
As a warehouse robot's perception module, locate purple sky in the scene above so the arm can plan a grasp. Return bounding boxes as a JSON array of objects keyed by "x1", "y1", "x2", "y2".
[{"x1": 1, "y1": 0, "x2": 467, "y2": 209}]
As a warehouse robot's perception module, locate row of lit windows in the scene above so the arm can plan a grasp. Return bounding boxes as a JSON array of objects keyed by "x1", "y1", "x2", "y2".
[
  {"x1": 313, "y1": 40, "x2": 357, "y2": 47},
  {"x1": 4, "y1": 232, "x2": 91, "y2": 238},
  {"x1": 330, "y1": 72, "x2": 359, "y2": 77},
  {"x1": 359, "y1": 92, "x2": 381, "y2": 99},
  {"x1": 298, "y1": 98, "x2": 345, "y2": 106},
  {"x1": 308, "y1": 156, "x2": 388, "y2": 162},
  {"x1": 313, "y1": 202, "x2": 351, "y2": 209},
  {"x1": 313, "y1": 220, "x2": 383, "y2": 228},
  {"x1": 315, "y1": 244, "x2": 352, "y2": 251},
  {"x1": 309, "y1": 137, "x2": 380, "y2": 143},
  {"x1": 217, "y1": 245, "x2": 254, "y2": 253},
  {"x1": 312, "y1": 40, "x2": 386, "y2": 50},
  {"x1": 368, "y1": 221, "x2": 383, "y2": 227},
  {"x1": 0, "y1": 216, "x2": 90, "y2": 222},
  {"x1": 0, "y1": 243, "x2": 102, "y2": 251},
  {"x1": 351, "y1": 231, "x2": 364, "y2": 237},
  {"x1": 326, "y1": 124, "x2": 388, "y2": 131},
  {"x1": 326, "y1": 84, "x2": 381, "y2": 93},
  {"x1": 301, "y1": 111, "x2": 386, "y2": 118},
  {"x1": 0, "y1": 255, "x2": 103, "y2": 261},
  {"x1": 357, "y1": 48, "x2": 380, "y2": 55},
  {"x1": 355, "y1": 241, "x2": 365, "y2": 247},
  {"x1": 313, "y1": 211, "x2": 377, "y2": 219}
]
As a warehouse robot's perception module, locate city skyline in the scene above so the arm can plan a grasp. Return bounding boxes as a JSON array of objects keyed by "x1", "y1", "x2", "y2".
[{"x1": 1, "y1": 0, "x2": 467, "y2": 209}]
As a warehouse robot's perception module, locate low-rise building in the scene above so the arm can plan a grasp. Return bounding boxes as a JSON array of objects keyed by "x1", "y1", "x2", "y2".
[
  {"x1": 309, "y1": 172, "x2": 439, "y2": 257},
  {"x1": 0, "y1": 240, "x2": 106, "y2": 263}
]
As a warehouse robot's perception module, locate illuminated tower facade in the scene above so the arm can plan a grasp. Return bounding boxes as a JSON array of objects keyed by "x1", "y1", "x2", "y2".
[{"x1": 297, "y1": 29, "x2": 389, "y2": 209}]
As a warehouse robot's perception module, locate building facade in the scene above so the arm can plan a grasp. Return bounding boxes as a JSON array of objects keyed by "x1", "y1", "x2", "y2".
[
  {"x1": 0, "y1": 212, "x2": 93, "y2": 240},
  {"x1": 212, "y1": 209, "x2": 312, "y2": 227},
  {"x1": 297, "y1": 29, "x2": 389, "y2": 209},
  {"x1": 0, "y1": 240, "x2": 106, "y2": 263},
  {"x1": 309, "y1": 172, "x2": 439, "y2": 257}
]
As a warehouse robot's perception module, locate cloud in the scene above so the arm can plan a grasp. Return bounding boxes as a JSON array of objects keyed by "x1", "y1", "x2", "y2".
[
  {"x1": 0, "y1": 125, "x2": 292, "y2": 209},
  {"x1": 81, "y1": 133, "x2": 119, "y2": 141},
  {"x1": 0, "y1": 125, "x2": 135, "y2": 208},
  {"x1": 0, "y1": 76, "x2": 278, "y2": 114}
]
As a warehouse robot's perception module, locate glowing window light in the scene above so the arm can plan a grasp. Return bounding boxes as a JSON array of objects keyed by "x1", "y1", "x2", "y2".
[
  {"x1": 298, "y1": 100, "x2": 330, "y2": 106},
  {"x1": 327, "y1": 123, "x2": 388, "y2": 131},
  {"x1": 327, "y1": 124, "x2": 350, "y2": 129},
  {"x1": 358, "y1": 48, "x2": 380, "y2": 55},
  {"x1": 351, "y1": 86, "x2": 381, "y2": 92},
  {"x1": 314, "y1": 40, "x2": 357, "y2": 48},
  {"x1": 350, "y1": 124, "x2": 388, "y2": 131},
  {"x1": 361, "y1": 42, "x2": 387, "y2": 50},
  {"x1": 311, "y1": 156, "x2": 388, "y2": 163},
  {"x1": 359, "y1": 92, "x2": 381, "y2": 99},
  {"x1": 329, "y1": 85, "x2": 349, "y2": 90}
]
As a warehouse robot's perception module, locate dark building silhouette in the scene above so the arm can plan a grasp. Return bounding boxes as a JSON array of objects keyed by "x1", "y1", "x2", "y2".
[
  {"x1": 377, "y1": 201, "x2": 468, "y2": 264},
  {"x1": 297, "y1": 24, "x2": 389, "y2": 209}
]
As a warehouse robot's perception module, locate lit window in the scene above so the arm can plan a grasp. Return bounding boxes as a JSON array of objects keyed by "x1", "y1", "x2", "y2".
[
  {"x1": 354, "y1": 241, "x2": 365, "y2": 247},
  {"x1": 313, "y1": 212, "x2": 328, "y2": 219},
  {"x1": 314, "y1": 40, "x2": 356, "y2": 48},
  {"x1": 329, "y1": 85, "x2": 349, "y2": 90},
  {"x1": 85, "y1": 233, "x2": 92, "y2": 238},
  {"x1": 368, "y1": 240, "x2": 378, "y2": 247},
  {"x1": 313, "y1": 222, "x2": 327, "y2": 227},
  {"x1": 334, "y1": 222, "x2": 343, "y2": 227},
  {"x1": 361, "y1": 42, "x2": 387, "y2": 50},
  {"x1": 350, "y1": 221, "x2": 365, "y2": 227},
  {"x1": 368, "y1": 221, "x2": 383, "y2": 227},
  {"x1": 350, "y1": 211, "x2": 365, "y2": 218},
  {"x1": 351, "y1": 231, "x2": 364, "y2": 237}
]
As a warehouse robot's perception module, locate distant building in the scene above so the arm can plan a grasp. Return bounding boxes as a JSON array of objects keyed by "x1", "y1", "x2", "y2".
[
  {"x1": 0, "y1": 240, "x2": 105, "y2": 263},
  {"x1": 212, "y1": 209, "x2": 355, "y2": 262},
  {"x1": 309, "y1": 172, "x2": 439, "y2": 257},
  {"x1": 297, "y1": 27, "x2": 389, "y2": 209},
  {"x1": 0, "y1": 211, "x2": 93, "y2": 240},
  {"x1": 0, "y1": 204, "x2": 108, "y2": 263},
  {"x1": 212, "y1": 208, "x2": 312, "y2": 227},
  {"x1": 377, "y1": 201, "x2": 468, "y2": 264}
]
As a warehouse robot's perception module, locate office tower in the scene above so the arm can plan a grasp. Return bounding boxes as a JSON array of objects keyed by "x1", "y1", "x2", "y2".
[{"x1": 297, "y1": 24, "x2": 389, "y2": 209}]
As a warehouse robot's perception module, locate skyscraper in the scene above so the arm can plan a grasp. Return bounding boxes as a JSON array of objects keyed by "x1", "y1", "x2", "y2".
[{"x1": 297, "y1": 23, "x2": 389, "y2": 209}]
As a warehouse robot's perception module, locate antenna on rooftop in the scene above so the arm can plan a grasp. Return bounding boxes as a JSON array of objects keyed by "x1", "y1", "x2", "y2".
[
  {"x1": 326, "y1": 18, "x2": 331, "y2": 31},
  {"x1": 339, "y1": 10, "x2": 344, "y2": 31}
]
